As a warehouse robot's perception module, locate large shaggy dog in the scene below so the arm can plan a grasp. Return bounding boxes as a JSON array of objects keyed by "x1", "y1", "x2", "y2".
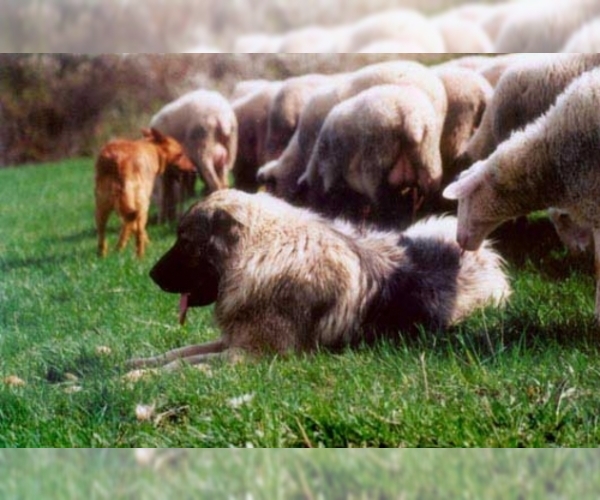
[{"x1": 127, "y1": 190, "x2": 510, "y2": 369}]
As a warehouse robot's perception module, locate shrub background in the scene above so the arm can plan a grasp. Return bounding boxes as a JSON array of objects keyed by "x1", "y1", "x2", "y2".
[{"x1": 0, "y1": 53, "x2": 450, "y2": 167}]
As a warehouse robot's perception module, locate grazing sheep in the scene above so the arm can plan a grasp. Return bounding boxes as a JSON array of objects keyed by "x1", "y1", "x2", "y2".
[
  {"x1": 561, "y1": 18, "x2": 600, "y2": 52},
  {"x1": 230, "y1": 79, "x2": 274, "y2": 101},
  {"x1": 461, "y1": 54, "x2": 600, "y2": 166},
  {"x1": 264, "y1": 73, "x2": 340, "y2": 162},
  {"x1": 256, "y1": 60, "x2": 447, "y2": 203},
  {"x1": 443, "y1": 67, "x2": 600, "y2": 323},
  {"x1": 357, "y1": 40, "x2": 428, "y2": 53},
  {"x1": 494, "y1": 0, "x2": 600, "y2": 52},
  {"x1": 338, "y1": 9, "x2": 446, "y2": 53},
  {"x1": 278, "y1": 26, "x2": 339, "y2": 53},
  {"x1": 150, "y1": 89, "x2": 238, "y2": 195},
  {"x1": 443, "y1": 2, "x2": 505, "y2": 26},
  {"x1": 94, "y1": 128, "x2": 195, "y2": 258},
  {"x1": 433, "y1": 14, "x2": 494, "y2": 53},
  {"x1": 433, "y1": 65, "x2": 493, "y2": 184},
  {"x1": 232, "y1": 81, "x2": 283, "y2": 192},
  {"x1": 299, "y1": 84, "x2": 442, "y2": 226},
  {"x1": 232, "y1": 33, "x2": 282, "y2": 53}
]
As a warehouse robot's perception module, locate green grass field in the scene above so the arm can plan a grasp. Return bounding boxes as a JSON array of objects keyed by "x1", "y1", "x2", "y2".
[
  {"x1": 3, "y1": 449, "x2": 600, "y2": 498},
  {"x1": 1, "y1": 159, "x2": 600, "y2": 449}
]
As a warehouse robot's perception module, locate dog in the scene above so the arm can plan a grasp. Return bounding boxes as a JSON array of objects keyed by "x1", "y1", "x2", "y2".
[
  {"x1": 94, "y1": 128, "x2": 195, "y2": 258},
  {"x1": 127, "y1": 190, "x2": 511, "y2": 370}
]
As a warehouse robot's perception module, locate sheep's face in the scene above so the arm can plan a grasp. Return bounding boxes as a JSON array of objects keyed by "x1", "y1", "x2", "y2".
[
  {"x1": 455, "y1": 188, "x2": 503, "y2": 251},
  {"x1": 443, "y1": 161, "x2": 503, "y2": 251}
]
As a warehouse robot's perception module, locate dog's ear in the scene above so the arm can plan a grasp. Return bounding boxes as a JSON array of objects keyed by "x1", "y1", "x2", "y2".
[{"x1": 208, "y1": 208, "x2": 241, "y2": 258}]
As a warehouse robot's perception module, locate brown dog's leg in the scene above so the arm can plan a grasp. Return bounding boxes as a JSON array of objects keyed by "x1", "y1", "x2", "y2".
[
  {"x1": 117, "y1": 221, "x2": 134, "y2": 252},
  {"x1": 134, "y1": 211, "x2": 150, "y2": 259},
  {"x1": 95, "y1": 189, "x2": 112, "y2": 258},
  {"x1": 125, "y1": 339, "x2": 227, "y2": 369},
  {"x1": 95, "y1": 207, "x2": 111, "y2": 257}
]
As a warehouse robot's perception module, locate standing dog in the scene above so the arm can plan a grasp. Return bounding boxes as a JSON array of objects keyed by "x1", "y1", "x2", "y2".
[
  {"x1": 94, "y1": 128, "x2": 195, "y2": 258},
  {"x1": 127, "y1": 190, "x2": 510, "y2": 369}
]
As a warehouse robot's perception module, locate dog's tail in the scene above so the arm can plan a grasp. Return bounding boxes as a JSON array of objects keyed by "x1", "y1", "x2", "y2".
[
  {"x1": 405, "y1": 215, "x2": 512, "y2": 324},
  {"x1": 116, "y1": 179, "x2": 138, "y2": 222}
]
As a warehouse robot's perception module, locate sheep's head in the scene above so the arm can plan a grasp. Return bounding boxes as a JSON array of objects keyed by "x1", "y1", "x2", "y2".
[{"x1": 443, "y1": 160, "x2": 504, "y2": 251}]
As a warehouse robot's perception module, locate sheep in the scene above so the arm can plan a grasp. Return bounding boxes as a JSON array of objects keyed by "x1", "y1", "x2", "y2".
[
  {"x1": 432, "y1": 14, "x2": 494, "y2": 53},
  {"x1": 461, "y1": 54, "x2": 600, "y2": 167},
  {"x1": 337, "y1": 9, "x2": 446, "y2": 53},
  {"x1": 442, "y1": 67, "x2": 600, "y2": 323},
  {"x1": 150, "y1": 89, "x2": 238, "y2": 195},
  {"x1": 230, "y1": 79, "x2": 274, "y2": 101},
  {"x1": 277, "y1": 25, "x2": 339, "y2": 53},
  {"x1": 232, "y1": 81, "x2": 282, "y2": 192},
  {"x1": 494, "y1": 0, "x2": 600, "y2": 52},
  {"x1": 264, "y1": 73, "x2": 341, "y2": 162},
  {"x1": 358, "y1": 40, "x2": 429, "y2": 53},
  {"x1": 232, "y1": 33, "x2": 281, "y2": 53},
  {"x1": 256, "y1": 60, "x2": 447, "y2": 203},
  {"x1": 433, "y1": 65, "x2": 493, "y2": 184},
  {"x1": 299, "y1": 84, "x2": 443, "y2": 226},
  {"x1": 561, "y1": 18, "x2": 600, "y2": 52}
]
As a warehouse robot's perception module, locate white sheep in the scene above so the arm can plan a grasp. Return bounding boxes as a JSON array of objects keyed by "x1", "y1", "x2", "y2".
[
  {"x1": 461, "y1": 54, "x2": 600, "y2": 166},
  {"x1": 432, "y1": 13, "x2": 494, "y2": 53},
  {"x1": 150, "y1": 89, "x2": 238, "y2": 194},
  {"x1": 256, "y1": 60, "x2": 447, "y2": 202},
  {"x1": 334, "y1": 9, "x2": 446, "y2": 53},
  {"x1": 433, "y1": 65, "x2": 493, "y2": 183},
  {"x1": 561, "y1": 18, "x2": 600, "y2": 52},
  {"x1": 300, "y1": 83, "x2": 442, "y2": 225},
  {"x1": 494, "y1": 0, "x2": 600, "y2": 52},
  {"x1": 443, "y1": 67, "x2": 600, "y2": 323}
]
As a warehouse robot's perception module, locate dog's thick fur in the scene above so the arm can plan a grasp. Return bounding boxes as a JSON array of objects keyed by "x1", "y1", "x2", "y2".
[
  {"x1": 94, "y1": 128, "x2": 195, "y2": 258},
  {"x1": 127, "y1": 190, "x2": 511, "y2": 369}
]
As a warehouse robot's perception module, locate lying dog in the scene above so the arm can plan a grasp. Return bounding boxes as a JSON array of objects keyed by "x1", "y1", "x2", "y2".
[{"x1": 127, "y1": 190, "x2": 510, "y2": 369}]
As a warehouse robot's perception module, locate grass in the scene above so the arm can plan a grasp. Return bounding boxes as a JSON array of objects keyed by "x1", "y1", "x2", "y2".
[
  {"x1": 2, "y1": 449, "x2": 600, "y2": 498},
  {"x1": 1, "y1": 159, "x2": 600, "y2": 448}
]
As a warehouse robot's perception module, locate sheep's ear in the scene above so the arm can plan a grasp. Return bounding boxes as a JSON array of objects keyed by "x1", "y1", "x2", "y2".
[{"x1": 442, "y1": 162, "x2": 487, "y2": 200}]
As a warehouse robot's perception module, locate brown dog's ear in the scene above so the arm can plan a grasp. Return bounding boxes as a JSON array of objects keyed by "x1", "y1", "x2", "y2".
[
  {"x1": 150, "y1": 127, "x2": 167, "y2": 142},
  {"x1": 208, "y1": 208, "x2": 241, "y2": 258},
  {"x1": 141, "y1": 128, "x2": 153, "y2": 138}
]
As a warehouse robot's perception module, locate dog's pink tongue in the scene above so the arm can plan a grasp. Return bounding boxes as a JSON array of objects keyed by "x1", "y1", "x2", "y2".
[{"x1": 179, "y1": 294, "x2": 190, "y2": 325}]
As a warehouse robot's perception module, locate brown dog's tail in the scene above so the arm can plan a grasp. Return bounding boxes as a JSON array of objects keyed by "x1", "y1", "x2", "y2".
[{"x1": 117, "y1": 179, "x2": 138, "y2": 222}]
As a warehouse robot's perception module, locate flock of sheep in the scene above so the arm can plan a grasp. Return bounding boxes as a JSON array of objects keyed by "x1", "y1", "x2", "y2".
[
  {"x1": 189, "y1": 0, "x2": 600, "y2": 54},
  {"x1": 96, "y1": 52, "x2": 600, "y2": 332}
]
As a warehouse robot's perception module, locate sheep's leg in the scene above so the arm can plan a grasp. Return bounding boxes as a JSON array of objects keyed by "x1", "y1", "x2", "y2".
[
  {"x1": 594, "y1": 229, "x2": 600, "y2": 326},
  {"x1": 125, "y1": 339, "x2": 227, "y2": 369}
]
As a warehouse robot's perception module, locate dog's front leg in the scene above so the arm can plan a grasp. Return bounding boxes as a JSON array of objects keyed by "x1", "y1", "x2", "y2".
[
  {"x1": 161, "y1": 347, "x2": 246, "y2": 371},
  {"x1": 125, "y1": 339, "x2": 226, "y2": 369}
]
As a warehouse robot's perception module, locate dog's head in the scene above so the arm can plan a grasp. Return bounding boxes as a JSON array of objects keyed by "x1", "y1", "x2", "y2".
[{"x1": 150, "y1": 192, "x2": 245, "y2": 323}]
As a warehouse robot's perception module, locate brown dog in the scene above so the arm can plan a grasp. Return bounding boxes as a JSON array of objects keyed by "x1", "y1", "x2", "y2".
[
  {"x1": 94, "y1": 128, "x2": 195, "y2": 258},
  {"x1": 127, "y1": 190, "x2": 511, "y2": 370}
]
